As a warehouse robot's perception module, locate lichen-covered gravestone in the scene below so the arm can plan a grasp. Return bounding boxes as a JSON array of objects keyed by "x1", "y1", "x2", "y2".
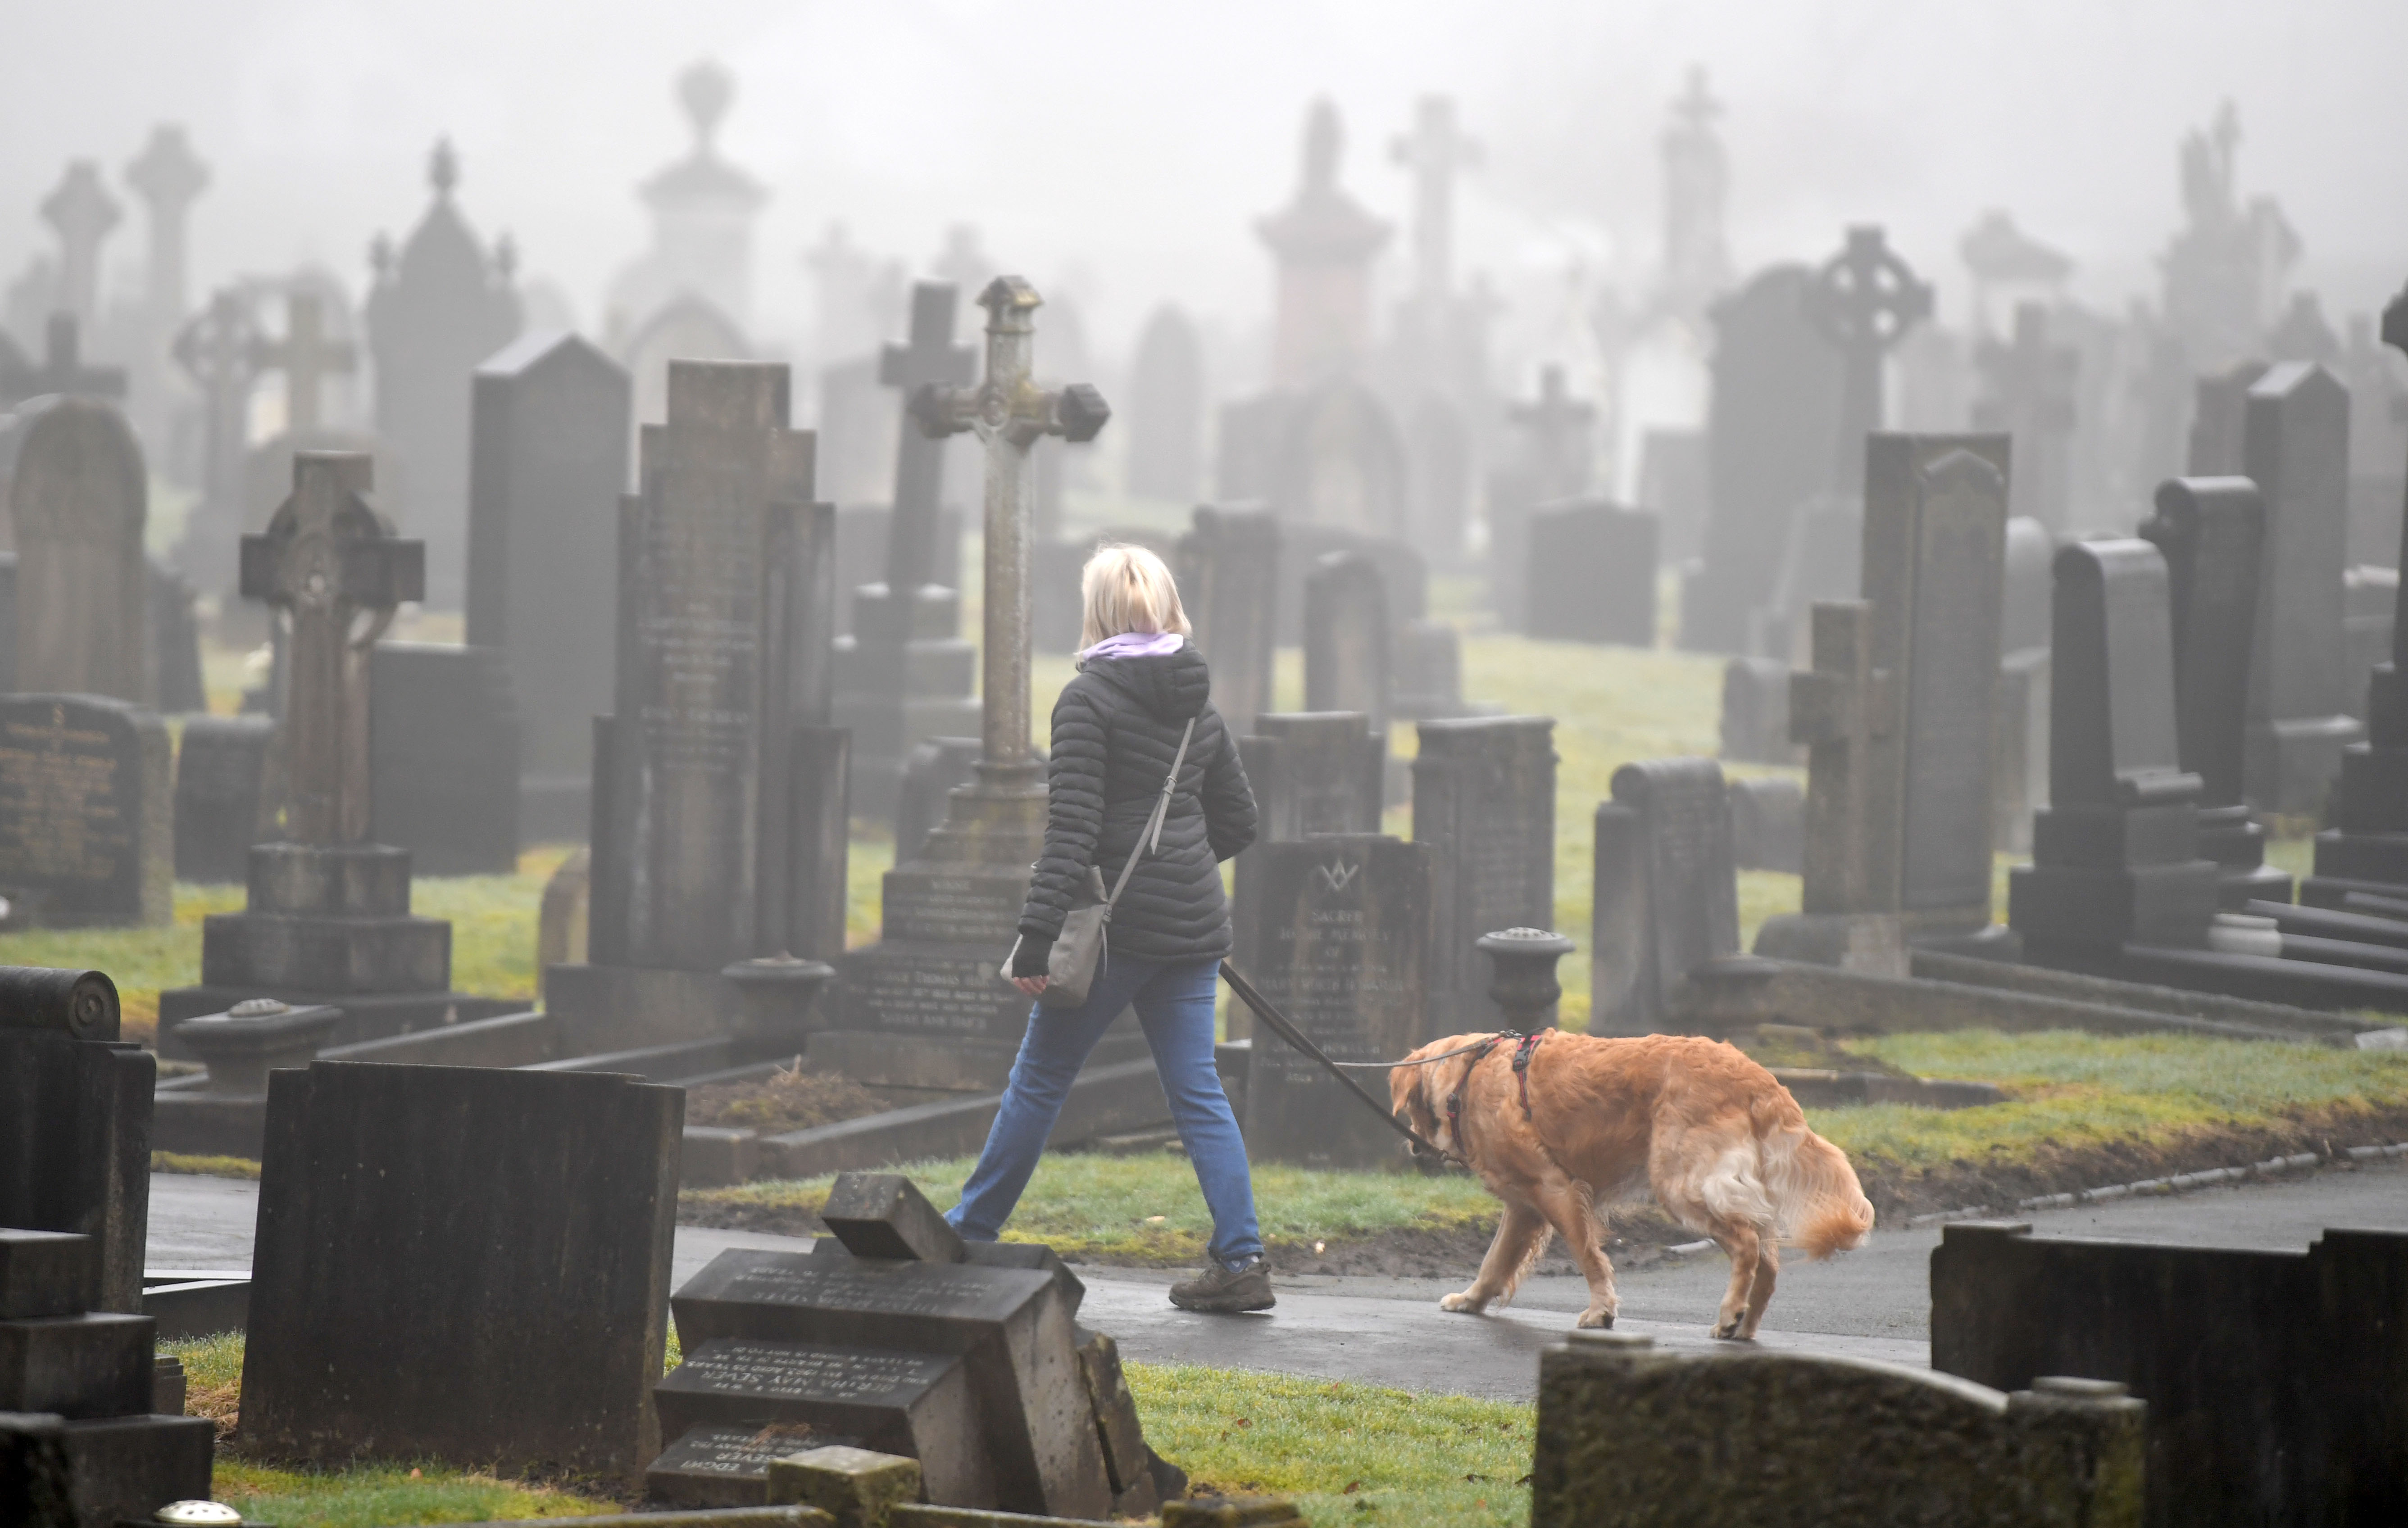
[
  {"x1": 1531, "y1": 1331, "x2": 2144, "y2": 1528},
  {"x1": 0, "y1": 695, "x2": 170, "y2": 927},
  {"x1": 1413, "y1": 716, "x2": 1556, "y2": 1030}
]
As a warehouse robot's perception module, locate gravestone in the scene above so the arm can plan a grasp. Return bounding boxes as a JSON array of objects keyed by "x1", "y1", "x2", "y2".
[
  {"x1": 837, "y1": 279, "x2": 1108, "y2": 1061},
  {"x1": 1531, "y1": 1332, "x2": 2145, "y2": 1528},
  {"x1": 1747, "y1": 492, "x2": 1860, "y2": 665},
  {"x1": 158, "y1": 453, "x2": 515, "y2": 1049},
  {"x1": 816, "y1": 356, "x2": 897, "y2": 506},
  {"x1": 466, "y1": 331, "x2": 632, "y2": 841},
  {"x1": 1393, "y1": 618, "x2": 1488, "y2": 723},
  {"x1": 660, "y1": 1173, "x2": 1125, "y2": 1517},
  {"x1": 1636, "y1": 427, "x2": 1709, "y2": 562},
  {"x1": 1175, "y1": 507, "x2": 1279, "y2": 739},
  {"x1": 2240, "y1": 363, "x2": 2361, "y2": 812},
  {"x1": 0, "y1": 314, "x2": 124, "y2": 412},
  {"x1": 1527, "y1": 499, "x2": 1657, "y2": 646},
  {"x1": 1234, "y1": 835, "x2": 1432, "y2": 1166},
  {"x1": 1228, "y1": 711, "x2": 1386, "y2": 1020},
  {"x1": 1303, "y1": 551, "x2": 1389, "y2": 730},
  {"x1": 1682, "y1": 267, "x2": 1845, "y2": 653},
  {"x1": 1277, "y1": 524, "x2": 1422, "y2": 646},
  {"x1": 169, "y1": 287, "x2": 264, "y2": 603},
  {"x1": 1591, "y1": 758, "x2": 1740, "y2": 1036},
  {"x1": 1219, "y1": 379, "x2": 1409, "y2": 543},
  {"x1": 1727, "y1": 774, "x2": 1804, "y2": 874},
  {"x1": 833, "y1": 282, "x2": 981, "y2": 815},
  {"x1": 1127, "y1": 305, "x2": 1204, "y2": 502},
  {"x1": 2007, "y1": 541, "x2": 2219, "y2": 958},
  {"x1": 2185, "y1": 360, "x2": 2270, "y2": 475},
  {"x1": 2000, "y1": 516, "x2": 2055, "y2": 654},
  {"x1": 0, "y1": 968, "x2": 150, "y2": 1314},
  {"x1": 239, "y1": 1061, "x2": 682, "y2": 1474},
  {"x1": 562, "y1": 361, "x2": 849, "y2": 1058},
  {"x1": 1994, "y1": 517, "x2": 2055, "y2": 853},
  {"x1": 1933, "y1": 1219, "x2": 2406, "y2": 1527},
  {"x1": 895, "y1": 737, "x2": 983, "y2": 864},
  {"x1": 147, "y1": 562, "x2": 206, "y2": 714},
  {"x1": 172, "y1": 715, "x2": 275, "y2": 883},
  {"x1": 363, "y1": 141, "x2": 523, "y2": 608},
  {"x1": 2140, "y1": 477, "x2": 2288, "y2": 904},
  {"x1": 1806, "y1": 227, "x2": 1935, "y2": 494},
  {"x1": 834, "y1": 504, "x2": 965, "y2": 636},
  {"x1": 8, "y1": 398, "x2": 148, "y2": 704},
  {"x1": 1719, "y1": 657, "x2": 1801, "y2": 766},
  {"x1": 1490, "y1": 367, "x2": 1595, "y2": 629},
  {"x1": 1972, "y1": 303, "x2": 2080, "y2": 531},
  {"x1": 369, "y1": 643, "x2": 521, "y2": 874},
  {"x1": 0, "y1": 696, "x2": 171, "y2": 928},
  {"x1": 1413, "y1": 717, "x2": 1556, "y2": 1030},
  {"x1": 1755, "y1": 434, "x2": 2013, "y2": 967}
]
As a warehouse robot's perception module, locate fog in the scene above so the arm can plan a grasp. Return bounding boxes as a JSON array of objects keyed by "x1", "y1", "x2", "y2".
[{"x1": 2, "y1": 0, "x2": 2401, "y2": 376}]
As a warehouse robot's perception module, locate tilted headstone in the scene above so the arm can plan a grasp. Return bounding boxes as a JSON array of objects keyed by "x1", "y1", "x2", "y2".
[
  {"x1": 8, "y1": 398, "x2": 148, "y2": 703},
  {"x1": 1175, "y1": 506, "x2": 1279, "y2": 739},
  {"x1": 363, "y1": 141, "x2": 523, "y2": 608},
  {"x1": 0, "y1": 696, "x2": 170, "y2": 927},
  {"x1": 1933, "y1": 1219, "x2": 2405, "y2": 1527},
  {"x1": 1303, "y1": 551, "x2": 1390, "y2": 730},
  {"x1": 240, "y1": 1061, "x2": 682, "y2": 1474},
  {"x1": 1532, "y1": 1331, "x2": 2145, "y2": 1528},
  {"x1": 1526, "y1": 499, "x2": 1657, "y2": 646},
  {"x1": 662, "y1": 1172, "x2": 1121, "y2": 1516},
  {"x1": 466, "y1": 330, "x2": 632, "y2": 842},
  {"x1": 1682, "y1": 266, "x2": 1846, "y2": 653},
  {"x1": 0, "y1": 967, "x2": 151, "y2": 1314},
  {"x1": 2240, "y1": 363, "x2": 2362, "y2": 812},
  {"x1": 1234, "y1": 835, "x2": 1432, "y2": 1167},
  {"x1": 1413, "y1": 716, "x2": 1556, "y2": 1030},
  {"x1": 1127, "y1": 305, "x2": 1204, "y2": 502},
  {"x1": 2140, "y1": 477, "x2": 2289, "y2": 904},
  {"x1": 369, "y1": 643, "x2": 521, "y2": 875},
  {"x1": 2008, "y1": 541, "x2": 2219, "y2": 958},
  {"x1": 172, "y1": 715, "x2": 275, "y2": 883},
  {"x1": 1756, "y1": 434, "x2": 2012, "y2": 967},
  {"x1": 1591, "y1": 758, "x2": 1740, "y2": 1035}
]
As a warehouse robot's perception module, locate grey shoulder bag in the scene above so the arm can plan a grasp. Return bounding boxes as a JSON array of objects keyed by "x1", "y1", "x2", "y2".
[{"x1": 1009, "y1": 717, "x2": 1195, "y2": 1010}]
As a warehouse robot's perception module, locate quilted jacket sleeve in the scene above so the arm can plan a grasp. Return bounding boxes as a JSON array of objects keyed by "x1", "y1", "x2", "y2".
[
  {"x1": 1201, "y1": 711, "x2": 1259, "y2": 862},
  {"x1": 1020, "y1": 681, "x2": 1109, "y2": 942}
]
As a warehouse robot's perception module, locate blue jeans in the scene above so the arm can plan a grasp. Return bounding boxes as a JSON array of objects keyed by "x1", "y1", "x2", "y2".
[{"x1": 946, "y1": 955, "x2": 1264, "y2": 1269}]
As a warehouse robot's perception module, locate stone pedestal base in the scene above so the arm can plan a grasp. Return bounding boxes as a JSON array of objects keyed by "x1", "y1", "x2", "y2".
[
  {"x1": 155, "y1": 988, "x2": 519, "y2": 1057},
  {"x1": 1750, "y1": 912, "x2": 1908, "y2": 978},
  {"x1": 2008, "y1": 861, "x2": 2222, "y2": 948},
  {"x1": 2197, "y1": 804, "x2": 2294, "y2": 907},
  {"x1": 2246, "y1": 713, "x2": 2363, "y2": 816},
  {"x1": 541, "y1": 963, "x2": 734, "y2": 1059}
]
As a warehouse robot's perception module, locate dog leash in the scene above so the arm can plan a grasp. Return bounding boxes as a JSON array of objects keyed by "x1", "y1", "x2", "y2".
[{"x1": 1217, "y1": 961, "x2": 1459, "y2": 1164}]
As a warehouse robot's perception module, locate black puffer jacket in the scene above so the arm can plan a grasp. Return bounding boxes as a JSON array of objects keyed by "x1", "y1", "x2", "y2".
[{"x1": 1015, "y1": 640, "x2": 1257, "y2": 969}]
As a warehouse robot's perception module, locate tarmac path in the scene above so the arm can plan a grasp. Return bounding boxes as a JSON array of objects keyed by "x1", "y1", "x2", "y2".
[{"x1": 147, "y1": 1156, "x2": 2408, "y2": 1403}]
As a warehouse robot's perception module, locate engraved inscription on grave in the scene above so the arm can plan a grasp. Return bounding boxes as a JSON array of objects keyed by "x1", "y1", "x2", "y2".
[
  {"x1": 0, "y1": 705, "x2": 132, "y2": 886},
  {"x1": 672, "y1": 1339, "x2": 957, "y2": 1404}
]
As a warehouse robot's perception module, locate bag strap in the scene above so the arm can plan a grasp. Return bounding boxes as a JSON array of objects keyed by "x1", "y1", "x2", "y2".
[{"x1": 1102, "y1": 717, "x2": 1195, "y2": 914}]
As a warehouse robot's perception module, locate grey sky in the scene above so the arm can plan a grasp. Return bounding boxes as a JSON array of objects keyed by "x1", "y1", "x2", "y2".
[{"x1": 2, "y1": 0, "x2": 2399, "y2": 370}]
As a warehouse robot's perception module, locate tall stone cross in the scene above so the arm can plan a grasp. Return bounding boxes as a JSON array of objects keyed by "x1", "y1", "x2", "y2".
[
  {"x1": 39, "y1": 161, "x2": 121, "y2": 331},
  {"x1": 877, "y1": 281, "x2": 976, "y2": 599},
  {"x1": 0, "y1": 314, "x2": 128, "y2": 407},
  {"x1": 172, "y1": 289, "x2": 263, "y2": 575},
  {"x1": 1788, "y1": 600, "x2": 1898, "y2": 916},
  {"x1": 238, "y1": 453, "x2": 424, "y2": 844},
  {"x1": 1806, "y1": 226, "x2": 1932, "y2": 492},
  {"x1": 912, "y1": 277, "x2": 1109, "y2": 771},
  {"x1": 124, "y1": 126, "x2": 209, "y2": 325},
  {"x1": 1508, "y1": 364, "x2": 1595, "y2": 501},
  {"x1": 251, "y1": 290, "x2": 357, "y2": 434},
  {"x1": 1974, "y1": 302, "x2": 2080, "y2": 529},
  {"x1": 1390, "y1": 95, "x2": 1479, "y2": 304}
]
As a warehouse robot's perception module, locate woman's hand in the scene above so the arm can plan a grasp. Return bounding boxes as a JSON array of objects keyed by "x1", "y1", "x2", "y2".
[{"x1": 1012, "y1": 975, "x2": 1050, "y2": 997}]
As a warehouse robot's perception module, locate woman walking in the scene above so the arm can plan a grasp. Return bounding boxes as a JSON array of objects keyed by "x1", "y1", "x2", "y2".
[{"x1": 944, "y1": 544, "x2": 1272, "y2": 1312}]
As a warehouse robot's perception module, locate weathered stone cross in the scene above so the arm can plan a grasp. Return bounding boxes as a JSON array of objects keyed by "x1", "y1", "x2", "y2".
[
  {"x1": 877, "y1": 281, "x2": 976, "y2": 601},
  {"x1": 39, "y1": 161, "x2": 121, "y2": 329},
  {"x1": 250, "y1": 290, "x2": 356, "y2": 435},
  {"x1": 1806, "y1": 225, "x2": 1931, "y2": 492},
  {"x1": 1390, "y1": 95, "x2": 1479, "y2": 302},
  {"x1": 239, "y1": 453, "x2": 424, "y2": 844},
  {"x1": 1790, "y1": 600, "x2": 1898, "y2": 915},
  {"x1": 912, "y1": 277, "x2": 1109, "y2": 771},
  {"x1": 1508, "y1": 363, "x2": 1595, "y2": 501},
  {"x1": 0, "y1": 313, "x2": 127, "y2": 408}
]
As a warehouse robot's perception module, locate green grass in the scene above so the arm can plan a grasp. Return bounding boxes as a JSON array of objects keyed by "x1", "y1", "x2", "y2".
[
  {"x1": 153, "y1": 1151, "x2": 260, "y2": 1179},
  {"x1": 1823, "y1": 1028, "x2": 2408, "y2": 1176},
  {"x1": 209, "y1": 1462, "x2": 618, "y2": 1526},
  {"x1": 689, "y1": 1152, "x2": 1502, "y2": 1264},
  {"x1": 1129, "y1": 1362, "x2": 1531, "y2": 1528}
]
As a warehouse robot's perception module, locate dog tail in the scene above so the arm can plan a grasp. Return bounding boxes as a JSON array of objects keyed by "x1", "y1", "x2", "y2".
[{"x1": 1766, "y1": 1125, "x2": 1875, "y2": 1260}]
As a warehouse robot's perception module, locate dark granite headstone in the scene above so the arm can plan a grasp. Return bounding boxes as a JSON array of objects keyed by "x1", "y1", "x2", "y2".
[
  {"x1": 647, "y1": 1419, "x2": 859, "y2": 1508},
  {"x1": 1303, "y1": 552, "x2": 1389, "y2": 730},
  {"x1": 1235, "y1": 835, "x2": 1432, "y2": 1167},
  {"x1": 1933, "y1": 1219, "x2": 2407, "y2": 1527},
  {"x1": 1176, "y1": 507, "x2": 1279, "y2": 737},
  {"x1": 1591, "y1": 758, "x2": 1740, "y2": 1035},
  {"x1": 240, "y1": 1061, "x2": 682, "y2": 1474},
  {"x1": 1227, "y1": 713, "x2": 1385, "y2": 1025},
  {"x1": 466, "y1": 331, "x2": 632, "y2": 841},
  {"x1": 655, "y1": 1340, "x2": 982, "y2": 1502},
  {"x1": 1413, "y1": 717, "x2": 1555, "y2": 1030},
  {"x1": 2008, "y1": 541, "x2": 2219, "y2": 956},
  {"x1": 1526, "y1": 499, "x2": 1658, "y2": 646},
  {"x1": 2240, "y1": 362, "x2": 2361, "y2": 812},
  {"x1": 2140, "y1": 477, "x2": 2287, "y2": 904},
  {"x1": 172, "y1": 716, "x2": 274, "y2": 884},
  {"x1": 0, "y1": 968, "x2": 151, "y2": 1314},
  {"x1": 370, "y1": 643, "x2": 520, "y2": 875},
  {"x1": 9, "y1": 398, "x2": 148, "y2": 704},
  {"x1": 0, "y1": 696, "x2": 171, "y2": 927}
]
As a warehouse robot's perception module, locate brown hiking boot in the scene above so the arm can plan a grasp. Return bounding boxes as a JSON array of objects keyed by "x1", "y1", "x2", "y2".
[{"x1": 1169, "y1": 1255, "x2": 1275, "y2": 1313}]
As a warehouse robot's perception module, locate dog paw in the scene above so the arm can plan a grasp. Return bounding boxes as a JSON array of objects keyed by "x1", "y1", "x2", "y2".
[
  {"x1": 1576, "y1": 1309, "x2": 1615, "y2": 1330},
  {"x1": 1709, "y1": 1318, "x2": 1749, "y2": 1341},
  {"x1": 1439, "y1": 1291, "x2": 1488, "y2": 1314}
]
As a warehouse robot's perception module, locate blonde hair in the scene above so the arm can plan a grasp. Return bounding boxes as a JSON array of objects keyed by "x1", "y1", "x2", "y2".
[{"x1": 1079, "y1": 543, "x2": 1192, "y2": 650}]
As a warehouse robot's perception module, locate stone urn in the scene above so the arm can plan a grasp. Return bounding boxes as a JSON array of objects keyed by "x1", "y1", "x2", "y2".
[
  {"x1": 1478, "y1": 927, "x2": 1576, "y2": 1031},
  {"x1": 721, "y1": 953, "x2": 838, "y2": 1061}
]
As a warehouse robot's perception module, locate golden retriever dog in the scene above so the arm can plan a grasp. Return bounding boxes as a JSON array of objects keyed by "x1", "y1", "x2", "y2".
[{"x1": 1389, "y1": 1031, "x2": 1875, "y2": 1339}]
